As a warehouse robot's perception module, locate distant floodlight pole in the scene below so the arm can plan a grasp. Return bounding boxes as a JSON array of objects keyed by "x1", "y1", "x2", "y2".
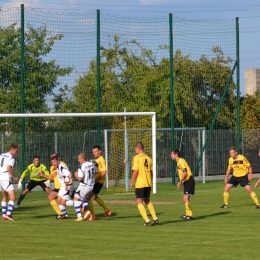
[{"x1": 236, "y1": 17, "x2": 240, "y2": 152}]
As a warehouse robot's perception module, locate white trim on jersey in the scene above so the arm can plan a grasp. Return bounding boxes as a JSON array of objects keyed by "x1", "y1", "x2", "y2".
[{"x1": 56, "y1": 163, "x2": 71, "y2": 188}]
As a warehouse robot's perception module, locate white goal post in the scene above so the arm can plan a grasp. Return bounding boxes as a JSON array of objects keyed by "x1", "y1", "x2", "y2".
[{"x1": 0, "y1": 112, "x2": 157, "y2": 193}]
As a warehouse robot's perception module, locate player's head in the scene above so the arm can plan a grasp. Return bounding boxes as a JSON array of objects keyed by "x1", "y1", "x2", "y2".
[
  {"x1": 51, "y1": 153, "x2": 59, "y2": 158},
  {"x1": 229, "y1": 146, "x2": 238, "y2": 159},
  {"x1": 78, "y1": 153, "x2": 87, "y2": 164},
  {"x1": 171, "y1": 149, "x2": 181, "y2": 160},
  {"x1": 51, "y1": 155, "x2": 60, "y2": 168},
  {"x1": 9, "y1": 143, "x2": 18, "y2": 156},
  {"x1": 135, "y1": 142, "x2": 144, "y2": 154},
  {"x1": 92, "y1": 145, "x2": 102, "y2": 158},
  {"x1": 33, "y1": 155, "x2": 40, "y2": 167}
]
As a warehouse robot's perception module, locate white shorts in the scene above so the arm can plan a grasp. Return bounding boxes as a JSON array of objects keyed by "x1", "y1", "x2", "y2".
[
  {"x1": 74, "y1": 185, "x2": 93, "y2": 201},
  {"x1": 58, "y1": 184, "x2": 74, "y2": 201},
  {"x1": 0, "y1": 180, "x2": 14, "y2": 192}
]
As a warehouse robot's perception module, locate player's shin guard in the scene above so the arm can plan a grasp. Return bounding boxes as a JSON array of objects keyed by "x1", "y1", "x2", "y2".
[
  {"x1": 1, "y1": 201, "x2": 7, "y2": 215},
  {"x1": 250, "y1": 192, "x2": 260, "y2": 205},
  {"x1": 7, "y1": 200, "x2": 14, "y2": 215},
  {"x1": 88, "y1": 199, "x2": 95, "y2": 217},
  {"x1": 50, "y1": 200, "x2": 63, "y2": 215},
  {"x1": 146, "y1": 202, "x2": 157, "y2": 220},
  {"x1": 96, "y1": 197, "x2": 108, "y2": 212},
  {"x1": 73, "y1": 200, "x2": 82, "y2": 218},
  {"x1": 223, "y1": 192, "x2": 229, "y2": 206},
  {"x1": 59, "y1": 204, "x2": 68, "y2": 217},
  {"x1": 137, "y1": 203, "x2": 149, "y2": 222},
  {"x1": 185, "y1": 202, "x2": 192, "y2": 217},
  {"x1": 17, "y1": 194, "x2": 25, "y2": 205}
]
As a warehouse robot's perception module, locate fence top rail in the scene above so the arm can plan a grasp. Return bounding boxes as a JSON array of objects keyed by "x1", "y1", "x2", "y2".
[{"x1": 0, "y1": 112, "x2": 156, "y2": 118}]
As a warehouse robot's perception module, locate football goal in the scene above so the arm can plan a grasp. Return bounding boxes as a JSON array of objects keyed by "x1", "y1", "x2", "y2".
[{"x1": 0, "y1": 112, "x2": 157, "y2": 193}]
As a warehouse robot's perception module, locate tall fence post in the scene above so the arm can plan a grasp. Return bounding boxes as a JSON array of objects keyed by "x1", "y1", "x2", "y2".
[
  {"x1": 96, "y1": 9, "x2": 101, "y2": 145},
  {"x1": 169, "y1": 13, "x2": 175, "y2": 185},
  {"x1": 20, "y1": 4, "x2": 26, "y2": 190},
  {"x1": 236, "y1": 17, "x2": 240, "y2": 152}
]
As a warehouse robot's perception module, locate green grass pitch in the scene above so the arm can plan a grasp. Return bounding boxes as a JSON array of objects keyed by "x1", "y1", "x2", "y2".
[{"x1": 1, "y1": 181, "x2": 260, "y2": 260}]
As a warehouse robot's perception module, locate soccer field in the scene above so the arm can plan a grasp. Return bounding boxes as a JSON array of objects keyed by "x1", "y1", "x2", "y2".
[{"x1": 1, "y1": 181, "x2": 260, "y2": 260}]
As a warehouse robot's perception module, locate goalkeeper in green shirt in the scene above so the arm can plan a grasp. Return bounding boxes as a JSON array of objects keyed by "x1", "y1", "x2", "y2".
[{"x1": 15, "y1": 155, "x2": 50, "y2": 208}]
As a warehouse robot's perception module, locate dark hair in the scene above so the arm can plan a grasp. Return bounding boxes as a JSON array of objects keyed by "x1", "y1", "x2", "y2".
[
  {"x1": 51, "y1": 156, "x2": 59, "y2": 161},
  {"x1": 93, "y1": 145, "x2": 101, "y2": 151},
  {"x1": 33, "y1": 155, "x2": 40, "y2": 160},
  {"x1": 51, "y1": 153, "x2": 59, "y2": 158},
  {"x1": 230, "y1": 146, "x2": 237, "y2": 152},
  {"x1": 9, "y1": 144, "x2": 18, "y2": 150},
  {"x1": 135, "y1": 142, "x2": 144, "y2": 150},
  {"x1": 172, "y1": 149, "x2": 181, "y2": 157}
]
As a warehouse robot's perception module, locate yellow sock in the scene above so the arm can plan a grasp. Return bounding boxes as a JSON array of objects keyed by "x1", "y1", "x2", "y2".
[
  {"x1": 88, "y1": 199, "x2": 95, "y2": 217},
  {"x1": 223, "y1": 192, "x2": 229, "y2": 205},
  {"x1": 96, "y1": 197, "x2": 108, "y2": 212},
  {"x1": 137, "y1": 203, "x2": 149, "y2": 222},
  {"x1": 146, "y1": 202, "x2": 157, "y2": 220},
  {"x1": 50, "y1": 200, "x2": 63, "y2": 215},
  {"x1": 250, "y1": 192, "x2": 260, "y2": 205},
  {"x1": 185, "y1": 202, "x2": 192, "y2": 217}
]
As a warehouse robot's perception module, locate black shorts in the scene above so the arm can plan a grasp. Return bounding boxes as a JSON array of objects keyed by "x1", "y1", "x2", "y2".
[
  {"x1": 92, "y1": 182, "x2": 104, "y2": 194},
  {"x1": 183, "y1": 176, "x2": 195, "y2": 195},
  {"x1": 52, "y1": 188, "x2": 60, "y2": 193},
  {"x1": 26, "y1": 180, "x2": 48, "y2": 191},
  {"x1": 135, "y1": 187, "x2": 151, "y2": 199},
  {"x1": 228, "y1": 175, "x2": 250, "y2": 187}
]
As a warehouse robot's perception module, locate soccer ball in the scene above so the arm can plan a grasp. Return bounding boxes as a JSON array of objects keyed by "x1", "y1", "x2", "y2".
[{"x1": 64, "y1": 176, "x2": 73, "y2": 185}]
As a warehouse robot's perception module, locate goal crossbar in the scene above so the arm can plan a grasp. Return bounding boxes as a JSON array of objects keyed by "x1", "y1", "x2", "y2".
[{"x1": 0, "y1": 112, "x2": 157, "y2": 193}]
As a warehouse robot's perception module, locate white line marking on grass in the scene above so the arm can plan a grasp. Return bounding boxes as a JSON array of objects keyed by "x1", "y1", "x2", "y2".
[{"x1": 10, "y1": 235, "x2": 260, "y2": 260}]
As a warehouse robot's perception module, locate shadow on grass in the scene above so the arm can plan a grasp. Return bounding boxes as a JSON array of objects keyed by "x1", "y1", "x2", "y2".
[{"x1": 160, "y1": 211, "x2": 231, "y2": 225}]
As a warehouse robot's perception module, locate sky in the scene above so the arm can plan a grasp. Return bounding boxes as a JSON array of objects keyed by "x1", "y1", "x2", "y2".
[{"x1": 1, "y1": 0, "x2": 260, "y2": 95}]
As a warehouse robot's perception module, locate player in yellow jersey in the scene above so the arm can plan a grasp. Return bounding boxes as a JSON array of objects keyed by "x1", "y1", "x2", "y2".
[
  {"x1": 221, "y1": 146, "x2": 260, "y2": 209},
  {"x1": 86, "y1": 145, "x2": 112, "y2": 220},
  {"x1": 130, "y1": 142, "x2": 159, "y2": 226},
  {"x1": 171, "y1": 149, "x2": 195, "y2": 220},
  {"x1": 15, "y1": 155, "x2": 50, "y2": 208}
]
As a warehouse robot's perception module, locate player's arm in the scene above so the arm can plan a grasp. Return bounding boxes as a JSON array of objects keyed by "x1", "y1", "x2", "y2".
[
  {"x1": 7, "y1": 165, "x2": 19, "y2": 181},
  {"x1": 74, "y1": 171, "x2": 83, "y2": 182},
  {"x1": 95, "y1": 170, "x2": 106, "y2": 182},
  {"x1": 224, "y1": 169, "x2": 231, "y2": 183},
  {"x1": 247, "y1": 166, "x2": 253, "y2": 181},
  {"x1": 19, "y1": 167, "x2": 29, "y2": 180},
  {"x1": 255, "y1": 178, "x2": 260, "y2": 188},
  {"x1": 41, "y1": 165, "x2": 50, "y2": 176},
  {"x1": 177, "y1": 169, "x2": 187, "y2": 190},
  {"x1": 130, "y1": 170, "x2": 138, "y2": 189},
  {"x1": 38, "y1": 172, "x2": 53, "y2": 180}
]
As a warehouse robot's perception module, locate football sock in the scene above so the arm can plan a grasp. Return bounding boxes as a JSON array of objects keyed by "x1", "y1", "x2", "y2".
[
  {"x1": 66, "y1": 200, "x2": 74, "y2": 207},
  {"x1": 50, "y1": 200, "x2": 63, "y2": 215},
  {"x1": 146, "y1": 202, "x2": 157, "y2": 220},
  {"x1": 88, "y1": 199, "x2": 95, "y2": 217},
  {"x1": 96, "y1": 197, "x2": 108, "y2": 212},
  {"x1": 81, "y1": 200, "x2": 89, "y2": 211},
  {"x1": 59, "y1": 205, "x2": 68, "y2": 217},
  {"x1": 250, "y1": 192, "x2": 260, "y2": 205},
  {"x1": 137, "y1": 203, "x2": 149, "y2": 222},
  {"x1": 73, "y1": 200, "x2": 82, "y2": 218},
  {"x1": 7, "y1": 200, "x2": 14, "y2": 215},
  {"x1": 223, "y1": 192, "x2": 229, "y2": 205},
  {"x1": 1, "y1": 201, "x2": 7, "y2": 215},
  {"x1": 17, "y1": 194, "x2": 26, "y2": 205},
  {"x1": 185, "y1": 202, "x2": 192, "y2": 217}
]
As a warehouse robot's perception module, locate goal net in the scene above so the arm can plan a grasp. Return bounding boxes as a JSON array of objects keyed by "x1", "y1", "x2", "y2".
[{"x1": 0, "y1": 112, "x2": 156, "y2": 193}]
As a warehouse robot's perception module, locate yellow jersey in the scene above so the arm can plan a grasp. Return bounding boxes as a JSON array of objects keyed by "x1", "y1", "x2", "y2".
[
  {"x1": 94, "y1": 156, "x2": 106, "y2": 184},
  {"x1": 177, "y1": 158, "x2": 192, "y2": 183},
  {"x1": 132, "y1": 153, "x2": 153, "y2": 188},
  {"x1": 228, "y1": 154, "x2": 250, "y2": 177},
  {"x1": 50, "y1": 161, "x2": 67, "y2": 189}
]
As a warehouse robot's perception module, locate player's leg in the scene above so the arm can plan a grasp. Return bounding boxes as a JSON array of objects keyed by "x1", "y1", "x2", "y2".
[
  {"x1": 3, "y1": 183, "x2": 16, "y2": 221},
  {"x1": 16, "y1": 180, "x2": 37, "y2": 208},
  {"x1": 39, "y1": 181, "x2": 51, "y2": 194},
  {"x1": 57, "y1": 188, "x2": 71, "y2": 219},
  {"x1": 73, "y1": 187, "x2": 85, "y2": 221},
  {"x1": 221, "y1": 177, "x2": 236, "y2": 208},
  {"x1": 48, "y1": 190, "x2": 63, "y2": 216},
  {"x1": 136, "y1": 188, "x2": 150, "y2": 226},
  {"x1": 93, "y1": 182, "x2": 112, "y2": 217},
  {"x1": 182, "y1": 177, "x2": 195, "y2": 219},
  {"x1": 245, "y1": 184, "x2": 260, "y2": 207},
  {"x1": 144, "y1": 187, "x2": 158, "y2": 224},
  {"x1": 1, "y1": 189, "x2": 8, "y2": 219}
]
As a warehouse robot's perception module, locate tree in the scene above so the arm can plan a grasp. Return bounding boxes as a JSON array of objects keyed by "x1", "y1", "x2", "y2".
[{"x1": 0, "y1": 23, "x2": 73, "y2": 133}]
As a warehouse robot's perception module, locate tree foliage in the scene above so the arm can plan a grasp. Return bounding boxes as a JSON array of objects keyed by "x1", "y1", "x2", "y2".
[{"x1": 0, "y1": 23, "x2": 72, "y2": 133}]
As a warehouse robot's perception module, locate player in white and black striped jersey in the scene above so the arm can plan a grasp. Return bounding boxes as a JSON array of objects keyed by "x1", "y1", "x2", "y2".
[{"x1": 73, "y1": 153, "x2": 97, "y2": 221}]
